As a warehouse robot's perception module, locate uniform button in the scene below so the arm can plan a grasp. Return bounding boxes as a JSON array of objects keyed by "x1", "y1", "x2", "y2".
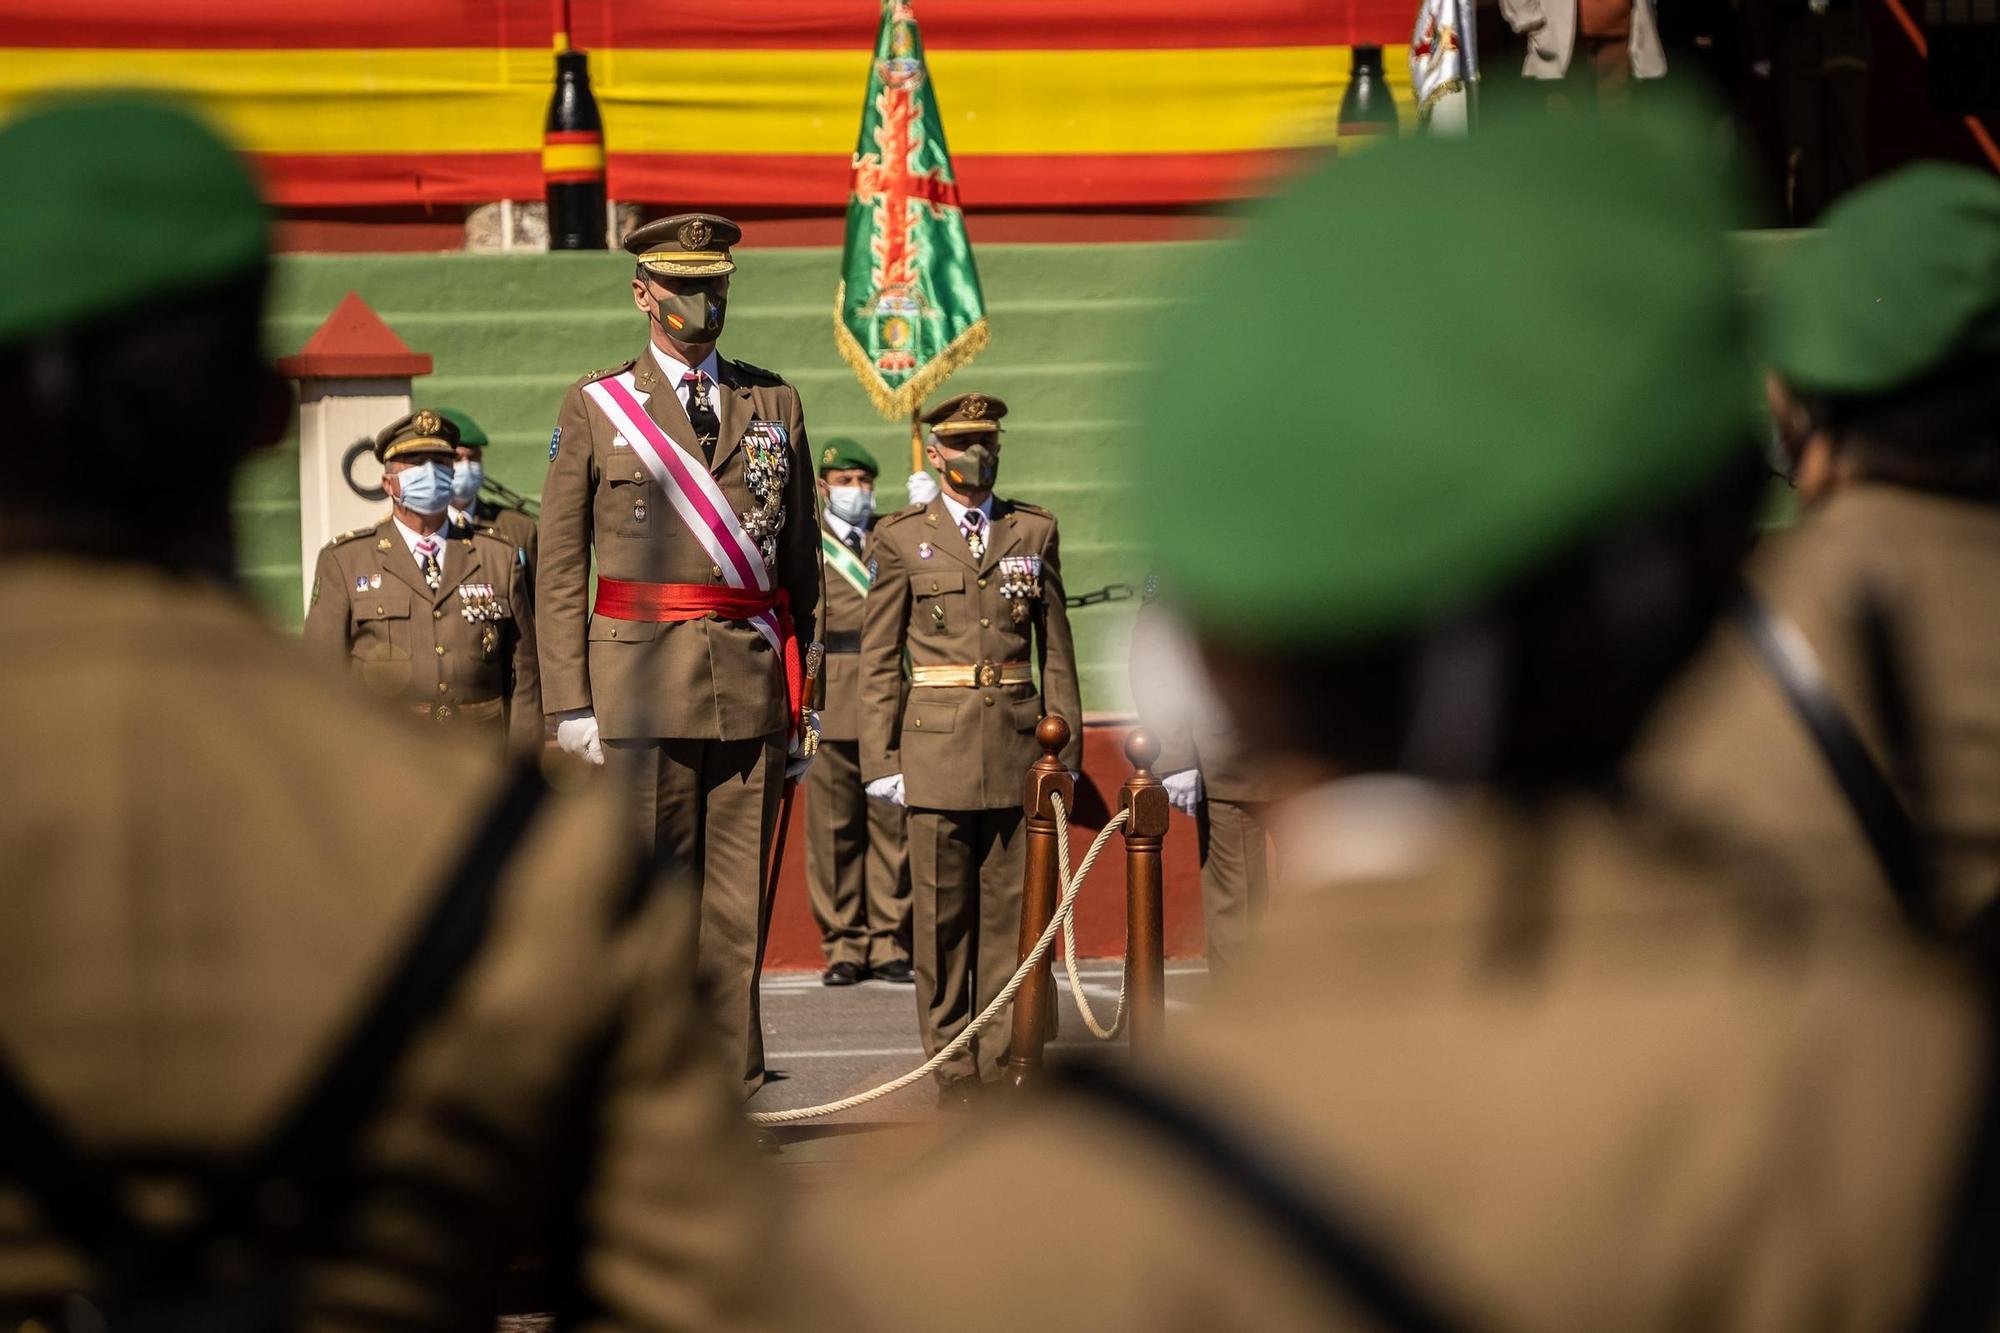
[
  {"x1": 633, "y1": 470, "x2": 645, "y2": 482},
  {"x1": 913, "y1": 717, "x2": 923, "y2": 728},
  {"x1": 980, "y1": 617, "x2": 990, "y2": 627},
  {"x1": 375, "y1": 604, "x2": 385, "y2": 615},
  {"x1": 435, "y1": 645, "x2": 446, "y2": 656},
  {"x1": 712, "y1": 564, "x2": 723, "y2": 579},
  {"x1": 977, "y1": 578, "x2": 989, "y2": 588},
  {"x1": 436, "y1": 682, "x2": 449, "y2": 694},
  {"x1": 432, "y1": 609, "x2": 443, "y2": 620},
  {"x1": 983, "y1": 695, "x2": 995, "y2": 706}
]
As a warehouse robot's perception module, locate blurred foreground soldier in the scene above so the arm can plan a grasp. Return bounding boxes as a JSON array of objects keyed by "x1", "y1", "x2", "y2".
[
  {"x1": 439, "y1": 405, "x2": 539, "y2": 572},
  {"x1": 808, "y1": 438, "x2": 914, "y2": 986},
  {"x1": 303, "y1": 409, "x2": 540, "y2": 753},
  {"x1": 860, "y1": 394, "x2": 1083, "y2": 1107},
  {"x1": 539, "y1": 212, "x2": 820, "y2": 1095},
  {"x1": 797, "y1": 104, "x2": 1995, "y2": 1330},
  {"x1": 0, "y1": 98, "x2": 767, "y2": 1329},
  {"x1": 1637, "y1": 164, "x2": 2000, "y2": 934},
  {"x1": 1131, "y1": 590, "x2": 1278, "y2": 974}
]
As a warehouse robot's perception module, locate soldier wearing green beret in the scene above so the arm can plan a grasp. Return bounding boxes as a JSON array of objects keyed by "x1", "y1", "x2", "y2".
[
  {"x1": 302, "y1": 409, "x2": 541, "y2": 752},
  {"x1": 809, "y1": 437, "x2": 915, "y2": 986},
  {"x1": 790, "y1": 106, "x2": 1988, "y2": 1328},
  {"x1": 0, "y1": 97, "x2": 766, "y2": 1327},
  {"x1": 438, "y1": 405, "x2": 539, "y2": 571},
  {"x1": 1638, "y1": 163, "x2": 2000, "y2": 933}
]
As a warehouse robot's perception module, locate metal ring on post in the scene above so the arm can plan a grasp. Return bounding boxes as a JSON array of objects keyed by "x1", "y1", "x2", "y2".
[
  {"x1": 1006, "y1": 715, "x2": 1073, "y2": 1089},
  {"x1": 1121, "y1": 729, "x2": 1169, "y2": 1051}
]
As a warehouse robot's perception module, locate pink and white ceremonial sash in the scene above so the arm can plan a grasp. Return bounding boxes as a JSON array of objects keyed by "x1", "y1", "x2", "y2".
[{"x1": 583, "y1": 373, "x2": 783, "y2": 652}]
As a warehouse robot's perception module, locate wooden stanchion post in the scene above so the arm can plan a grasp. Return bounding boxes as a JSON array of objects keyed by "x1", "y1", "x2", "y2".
[
  {"x1": 1006, "y1": 716, "x2": 1073, "y2": 1089},
  {"x1": 1121, "y1": 728, "x2": 1169, "y2": 1051}
]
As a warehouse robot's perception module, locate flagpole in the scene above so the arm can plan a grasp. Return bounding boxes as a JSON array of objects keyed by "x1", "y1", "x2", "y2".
[{"x1": 910, "y1": 409, "x2": 925, "y2": 477}]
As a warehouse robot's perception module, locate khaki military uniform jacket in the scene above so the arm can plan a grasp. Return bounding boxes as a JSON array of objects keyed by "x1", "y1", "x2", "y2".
[
  {"x1": 861, "y1": 497, "x2": 1083, "y2": 810},
  {"x1": 797, "y1": 790, "x2": 1983, "y2": 1331},
  {"x1": 456, "y1": 497, "x2": 537, "y2": 575},
  {"x1": 538, "y1": 348, "x2": 819, "y2": 742},
  {"x1": 817, "y1": 516, "x2": 880, "y2": 743},
  {"x1": 302, "y1": 517, "x2": 539, "y2": 752},
  {"x1": 0, "y1": 559, "x2": 769, "y2": 1331},
  {"x1": 1635, "y1": 483, "x2": 2000, "y2": 927}
]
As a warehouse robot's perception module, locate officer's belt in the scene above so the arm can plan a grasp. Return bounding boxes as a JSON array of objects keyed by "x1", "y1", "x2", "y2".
[
  {"x1": 909, "y1": 660, "x2": 1032, "y2": 688},
  {"x1": 593, "y1": 577, "x2": 805, "y2": 742},
  {"x1": 409, "y1": 698, "x2": 504, "y2": 726},
  {"x1": 823, "y1": 630, "x2": 863, "y2": 654}
]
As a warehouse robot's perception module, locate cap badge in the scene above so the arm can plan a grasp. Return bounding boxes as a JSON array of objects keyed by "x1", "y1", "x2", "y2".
[
  {"x1": 821, "y1": 445, "x2": 837, "y2": 465},
  {"x1": 680, "y1": 218, "x2": 712, "y2": 250},
  {"x1": 961, "y1": 395, "x2": 988, "y2": 420},
  {"x1": 413, "y1": 409, "x2": 443, "y2": 437}
]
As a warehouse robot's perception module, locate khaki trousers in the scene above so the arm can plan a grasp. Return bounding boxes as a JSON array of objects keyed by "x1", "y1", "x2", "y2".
[
  {"x1": 607, "y1": 734, "x2": 783, "y2": 1096},
  {"x1": 907, "y1": 807, "x2": 1025, "y2": 1085},
  {"x1": 1198, "y1": 797, "x2": 1272, "y2": 976},
  {"x1": 805, "y1": 739, "x2": 912, "y2": 970}
]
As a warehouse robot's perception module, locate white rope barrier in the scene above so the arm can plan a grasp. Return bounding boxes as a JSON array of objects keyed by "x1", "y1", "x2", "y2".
[{"x1": 749, "y1": 793, "x2": 1127, "y2": 1125}]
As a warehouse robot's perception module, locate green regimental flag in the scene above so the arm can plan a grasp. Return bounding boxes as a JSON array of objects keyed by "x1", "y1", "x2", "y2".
[{"x1": 835, "y1": 0, "x2": 990, "y2": 420}]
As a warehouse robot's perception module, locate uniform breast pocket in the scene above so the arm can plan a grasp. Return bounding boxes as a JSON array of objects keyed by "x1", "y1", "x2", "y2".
[
  {"x1": 912, "y1": 569, "x2": 965, "y2": 630},
  {"x1": 351, "y1": 592, "x2": 413, "y2": 696},
  {"x1": 605, "y1": 470, "x2": 656, "y2": 537}
]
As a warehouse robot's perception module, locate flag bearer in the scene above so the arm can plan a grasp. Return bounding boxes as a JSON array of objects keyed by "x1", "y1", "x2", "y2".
[
  {"x1": 809, "y1": 438, "x2": 914, "y2": 986},
  {"x1": 538, "y1": 213, "x2": 821, "y2": 1096},
  {"x1": 860, "y1": 393, "x2": 1083, "y2": 1109}
]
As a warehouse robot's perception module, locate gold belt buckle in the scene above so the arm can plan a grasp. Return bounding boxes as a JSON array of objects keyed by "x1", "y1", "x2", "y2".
[{"x1": 977, "y1": 661, "x2": 997, "y2": 687}]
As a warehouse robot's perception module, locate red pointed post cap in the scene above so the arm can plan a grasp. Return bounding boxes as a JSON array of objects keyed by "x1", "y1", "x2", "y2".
[{"x1": 276, "y1": 292, "x2": 432, "y2": 379}]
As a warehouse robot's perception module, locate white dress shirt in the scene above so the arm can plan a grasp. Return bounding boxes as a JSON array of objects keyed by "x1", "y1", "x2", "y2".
[
  {"x1": 649, "y1": 341, "x2": 722, "y2": 421},
  {"x1": 391, "y1": 514, "x2": 448, "y2": 575},
  {"x1": 938, "y1": 492, "x2": 994, "y2": 530},
  {"x1": 824, "y1": 509, "x2": 864, "y2": 549}
]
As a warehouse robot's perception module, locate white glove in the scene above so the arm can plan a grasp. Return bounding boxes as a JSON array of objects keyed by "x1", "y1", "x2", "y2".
[
  {"x1": 866, "y1": 773, "x2": 907, "y2": 807},
  {"x1": 1162, "y1": 768, "x2": 1204, "y2": 816},
  {"x1": 784, "y1": 713, "x2": 821, "y2": 781},
  {"x1": 906, "y1": 470, "x2": 940, "y2": 506},
  {"x1": 553, "y1": 709, "x2": 604, "y2": 767}
]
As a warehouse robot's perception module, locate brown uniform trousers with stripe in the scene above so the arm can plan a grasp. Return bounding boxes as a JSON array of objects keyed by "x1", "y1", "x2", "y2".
[
  {"x1": 0, "y1": 559, "x2": 769, "y2": 1330},
  {"x1": 792, "y1": 793, "x2": 1985, "y2": 1332},
  {"x1": 860, "y1": 497, "x2": 1083, "y2": 1085},
  {"x1": 807, "y1": 517, "x2": 911, "y2": 971},
  {"x1": 302, "y1": 516, "x2": 540, "y2": 754},
  {"x1": 538, "y1": 345, "x2": 820, "y2": 1096}
]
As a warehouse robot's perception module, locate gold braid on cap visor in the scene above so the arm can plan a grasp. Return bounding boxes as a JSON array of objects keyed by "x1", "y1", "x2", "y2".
[{"x1": 637, "y1": 250, "x2": 735, "y2": 276}]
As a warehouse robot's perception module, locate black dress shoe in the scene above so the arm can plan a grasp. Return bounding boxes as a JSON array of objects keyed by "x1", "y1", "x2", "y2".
[
  {"x1": 874, "y1": 959, "x2": 915, "y2": 984},
  {"x1": 821, "y1": 960, "x2": 866, "y2": 986}
]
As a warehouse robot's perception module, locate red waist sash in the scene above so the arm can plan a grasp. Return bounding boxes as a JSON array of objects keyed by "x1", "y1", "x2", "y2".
[{"x1": 594, "y1": 577, "x2": 803, "y2": 741}]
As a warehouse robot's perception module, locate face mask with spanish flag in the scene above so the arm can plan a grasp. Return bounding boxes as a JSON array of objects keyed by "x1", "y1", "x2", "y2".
[{"x1": 655, "y1": 283, "x2": 727, "y2": 344}]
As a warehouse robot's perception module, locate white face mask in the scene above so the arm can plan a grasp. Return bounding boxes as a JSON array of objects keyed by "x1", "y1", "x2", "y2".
[
  {"x1": 394, "y1": 461, "x2": 453, "y2": 516},
  {"x1": 451, "y1": 459, "x2": 484, "y2": 508},
  {"x1": 826, "y1": 485, "x2": 876, "y2": 526}
]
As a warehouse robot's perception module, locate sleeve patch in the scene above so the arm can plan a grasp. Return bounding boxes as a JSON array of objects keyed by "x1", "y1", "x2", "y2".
[{"x1": 549, "y1": 426, "x2": 562, "y2": 461}]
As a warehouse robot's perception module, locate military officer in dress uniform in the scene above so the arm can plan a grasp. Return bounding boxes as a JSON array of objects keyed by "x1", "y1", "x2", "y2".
[
  {"x1": 439, "y1": 405, "x2": 538, "y2": 572},
  {"x1": 794, "y1": 105, "x2": 1991, "y2": 1330},
  {"x1": 539, "y1": 212, "x2": 820, "y2": 1096},
  {"x1": 1636, "y1": 164, "x2": 2000, "y2": 934},
  {"x1": 303, "y1": 409, "x2": 540, "y2": 753},
  {"x1": 809, "y1": 438, "x2": 914, "y2": 986},
  {"x1": 860, "y1": 393, "x2": 1083, "y2": 1108},
  {"x1": 0, "y1": 96, "x2": 767, "y2": 1330}
]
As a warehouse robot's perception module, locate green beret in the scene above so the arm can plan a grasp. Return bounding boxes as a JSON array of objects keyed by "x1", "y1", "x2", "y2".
[
  {"x1": 1138, "y1": 100, "x2": 1756, "y2": 649},
  {"x1": 1767, "y1": 163, "x2": 2000, "y2": 397},
  {"x1": 817, "y1": 437, "x2": 880, "y2": 476},
  {"x1": 0, "y1": 95, "x2": 267, "y2": 347},
  {"x1": 435, "y1": 407, "x2": 488, "y2": 450}
]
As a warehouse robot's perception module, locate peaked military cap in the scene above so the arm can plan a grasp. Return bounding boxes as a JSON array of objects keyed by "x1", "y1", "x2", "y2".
[
  {"x1": 435, "y1": 407, "x2": 488, "y2": 450},
  {"x1": 0, "y1": 95, "x2": 267, "y2": 347},
  {"x1": 818, "y1": 437, "x2": 880, "y2": 476},
  {"x1": 375, "y1": 408, "x2": 460, "y2": 464},
  {"x1": 924, "y1": 393, "x2": 1007, "y2": 438},
  {"x1": 1138, "y1": 97, "x2": 1755, "y2": 648},
  {"x1": 1767, "y1": 163, "x2": 2000, "y2": 398},
  {"x1": 626, "y1": 213, "x2": 740, "y2": 278}
]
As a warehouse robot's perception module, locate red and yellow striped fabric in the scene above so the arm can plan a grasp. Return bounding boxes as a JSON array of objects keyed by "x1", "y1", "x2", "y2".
[{"x1": 0, "y1": 1, "x2": 1416, "y2": 208}]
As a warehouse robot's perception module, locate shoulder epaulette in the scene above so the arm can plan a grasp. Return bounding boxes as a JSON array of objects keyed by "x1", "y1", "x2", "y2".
[
  {"x1": 331, "y1": 523, "x2": 380, "y2": 546},
  {"x1": 574, "y1": 358, "x2": 636, "y2": 388},
  {"x1": 879, "y1": 504, "x2": 929, "y2": 528},
  {"x1": 728, "y1": 357, "x2": 788, "y2": 386},
  {"x1": 1007, "y1": 500, "x2": 1055, "y2": 521}
]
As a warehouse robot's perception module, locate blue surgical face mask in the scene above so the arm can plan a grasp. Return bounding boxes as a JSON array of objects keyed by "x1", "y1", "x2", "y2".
[
  {"x1": 395, "y1": 461, "x2": 453, "y2": 515},
  {"x1": 451, "y1": 458, "x2": 484, "y2": 507},
  {"x1": 826, "y1": 484, "x2": 875, "y2": 526}
]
